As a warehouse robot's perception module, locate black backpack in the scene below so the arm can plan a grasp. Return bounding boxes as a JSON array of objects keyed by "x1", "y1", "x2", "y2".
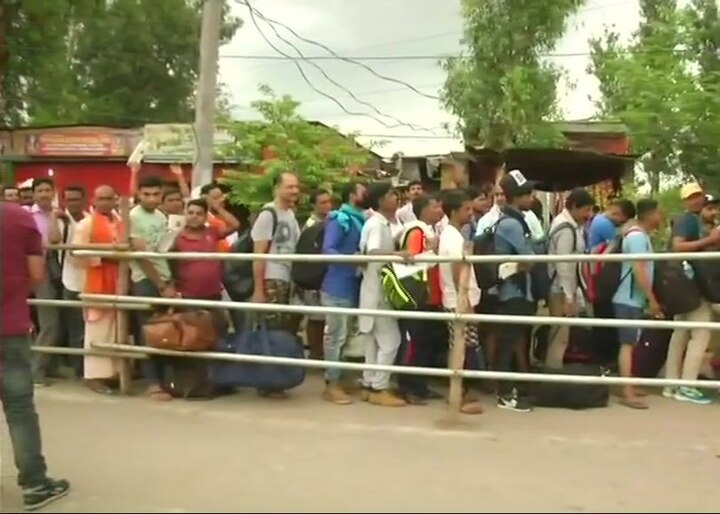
[
  {"x1": 222, "y1": 207, "x2": 277, "y2": 300},
  {"x1": 594, "y1": 228, "x2": 642, "y2": 304},
  {"x1": 291, "y1": 221, "x2": 327, "y2": 290},
  {"x1": 653, "y1": 259, "x2": 702, "y2": 316},
  {"x1": 473, "y1": 222, "x2": 501, "y2": 289}
]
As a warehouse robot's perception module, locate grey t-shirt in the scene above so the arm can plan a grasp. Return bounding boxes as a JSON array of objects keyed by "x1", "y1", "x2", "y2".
[{"x1": 250, "y1": 203, "x2": 300, "y2": 282}]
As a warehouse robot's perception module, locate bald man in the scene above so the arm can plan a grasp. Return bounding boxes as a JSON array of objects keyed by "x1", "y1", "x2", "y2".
[{"x1": 72, "y1": 186, "x2": 126, "y2": 394}]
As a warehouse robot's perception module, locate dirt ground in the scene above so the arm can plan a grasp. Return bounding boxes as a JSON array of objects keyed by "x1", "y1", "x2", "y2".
[{"x1": 2, "y1": 375, "x2": 720, "y2": 513}]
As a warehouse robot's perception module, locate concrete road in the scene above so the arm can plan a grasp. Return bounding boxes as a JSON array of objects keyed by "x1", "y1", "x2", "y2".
[{"x1": 2, "y1": 376, "x2": 720, "y2": 513}]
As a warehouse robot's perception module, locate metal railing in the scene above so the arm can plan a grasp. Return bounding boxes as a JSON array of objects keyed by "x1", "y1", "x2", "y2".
[{"x1": 28, "y1": 243, "x2": 720, "y2": 417}]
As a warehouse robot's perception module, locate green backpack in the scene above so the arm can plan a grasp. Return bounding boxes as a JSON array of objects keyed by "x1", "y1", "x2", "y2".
[{"x1": 380, "y1": 226, "x2": 430, "y2": 310}]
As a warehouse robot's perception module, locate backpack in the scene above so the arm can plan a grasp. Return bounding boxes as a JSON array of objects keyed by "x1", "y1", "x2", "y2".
[
  {"x1": 592, "y1": 228, "x2": 642, "y2": 305},
  {"x1": 473, "y1": 221, "x2": 502, "y2": 289},
  {"x1": 380, "y1": 226, "x2": 429, "y2": 310},
  {"x1": 653, "y1": 259, "x2": 702, "y2": 316},
  {"x1": 222, "y1": 207, "x2": 277, "y2": 300},
  {"x1": 536, "y1": 221, "x2": 578, "y2": 302},
  {"x1": 690, "y1": 249, "x2": 720, "y2": 303},
  {"x1": 291, "y1": 221, "x2": 327, "y2": 290}
]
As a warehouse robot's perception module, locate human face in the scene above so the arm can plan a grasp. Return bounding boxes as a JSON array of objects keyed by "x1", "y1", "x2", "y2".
[
  {"x1": 572, "y1": 205, "x2": 595, "y2": 225},
  {"x1": 19, "y1": 188, "x2": 34, "y2": 206},
  {"x1": 701, "y1": 203, "x2": 719, "y2": 225},
  {"x1": 493, "y1": 188, "x2": 506, "y2": 208},
  {"x1": 422, "y1": 199, "x2": 444, "y2": 225},
  {"x1": 204, "y1": 187, "x2": 225, "y2": 212},
  {"x1": 453, "y1": 200, "x2": 473, "y2": 226},
  {"x1": 313, "y1": 193, "x2": 332, "y2": 218},
  {"x1": 647, "y1": 208, "x2": 664, "y2": 231},
  {"x1": 379, "y1": 188, "x2": 399, "y2": 214},
  {"x1": 185, "y1": 203, "x2": 208, "y2": 229},
  {"x1": 472, "y1": 193, "x2": 490, "y2": 215},
  {"x1": 64, "y1": 189, "x2": 86, "y2": 216},
  {"x1": 277, "y1": 173, "x2": 300, "y2": 205},
  {"x1": 516, "y1": 192, "x2": 534, "y2": 211},
  {"x1": 139, "y1": 186, "x2": 162, "y2": 211},
  {"x1": 350, "y1": 184, "x2": 366, "y2": 208},
  {"x1": 685, "y1": 192, "x2": 705, "y2": 213},
  {"x1": 33, "y1": 182, "x2": 54, "y2": 209},
  {"x1": 2, "y1": 187, "x2": 19, "y2": 202},
  {"x1": 93, "y1": 186, "x2": 116, "y2": 215},
  {"x1": 162, "y1": 191, "x2": 185, "y2": 215},
  {"x1": 408, "y1": 183, "x2": 423, "y2": 199},
  {"x1": 606, "y1": 205, "x2": 627, "y2": 226}
]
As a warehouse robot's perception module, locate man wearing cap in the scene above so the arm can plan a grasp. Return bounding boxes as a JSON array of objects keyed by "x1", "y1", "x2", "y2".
[
  {"x1": 491, "y1": 169, "x2": 538, "y2": 413},
  {"x1": 700, "y1": 194, "x2": 719, "y2": 232},
  {"x1": 664, "y1": 183, "x2": 720, "y2": 405}
]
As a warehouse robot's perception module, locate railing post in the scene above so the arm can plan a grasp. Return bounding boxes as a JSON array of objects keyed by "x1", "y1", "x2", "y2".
[
  {"x1": 447, "y1": 261, "x2": 471, "y2": 418},
  {"x1": 117, "y1": 198, "x2": 133, "y2": 395}
]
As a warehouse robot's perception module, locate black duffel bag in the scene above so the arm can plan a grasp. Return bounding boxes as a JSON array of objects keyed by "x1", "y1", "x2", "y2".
[{"x1": 532, "y1": 363, "x2": 610, "y2": 410}]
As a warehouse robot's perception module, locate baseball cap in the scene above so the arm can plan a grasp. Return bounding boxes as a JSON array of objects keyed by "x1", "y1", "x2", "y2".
[
  {"x1": 680, "y1": 183, "x2": 704, "y2": 200},
  {"x1": 499, "y1": 169, "x2": 535, "y2": 197},
  {"x1": 705, "y1": 194, "x2": 719, "y2": 205}
]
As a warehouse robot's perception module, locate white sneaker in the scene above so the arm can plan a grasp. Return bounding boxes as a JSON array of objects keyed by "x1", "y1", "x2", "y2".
[{"x1": 662, "y1": 387, "x2": 675, "y2": 398}]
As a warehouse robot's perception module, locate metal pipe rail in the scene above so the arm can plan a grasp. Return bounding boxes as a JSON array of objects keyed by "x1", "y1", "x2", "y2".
[
  {"x1": 81, "y1": 294, "x2": 720, "y2": 331},
  {"x1": 28, "y1": 299, "x2": 149, "y2": 310},
  {"x1": 90, "y1": 342, "x2": 720, "y2": 391},
  {"x1": 72, "y1": 249, "x2": 720, "y2": 263}
]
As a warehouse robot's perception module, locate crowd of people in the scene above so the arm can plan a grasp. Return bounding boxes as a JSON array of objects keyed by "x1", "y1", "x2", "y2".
[{"x1": 3, "y1": 165, "x2": 720, "y2": 509}]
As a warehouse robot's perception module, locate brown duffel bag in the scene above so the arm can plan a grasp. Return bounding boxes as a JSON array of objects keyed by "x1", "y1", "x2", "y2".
[{"x1": 143, "y1": 309, "x2": 218, "y2": 352}]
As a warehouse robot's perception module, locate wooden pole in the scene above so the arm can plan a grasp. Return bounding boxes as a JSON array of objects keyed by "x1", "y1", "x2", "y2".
[
  {"x1": 446, "y1": 261, "x2": 472, "y2": 420},
  {"x1": 116, "y1": 197, "x2": 133, "y2": 394}
]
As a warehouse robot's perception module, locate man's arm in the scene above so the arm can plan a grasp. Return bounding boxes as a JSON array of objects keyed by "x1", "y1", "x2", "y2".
[
  {"x1": 671, "y1": 214, "x2": 720, "y2": 251},
  {"x1": 499, "y1": 219, "x2": 535, "y2": 270},
  {"x1": 47, "y1": 212, "x2": 64, "y2": 244},
  {"x1": 169, "y1": 164, "x2": 190, "y2": 198},
  {"x1": 212, "y1": 204, "x2": 240, "y2": 238},
  {"x1": 250, "y1": 210, "x2": 275, "y2": 301},
  {"x1": 552, "y1": 226, "x2": 577, "y2": 300},
  {"x1": 627, "y1": 234, "x2": 658, "y2": 307},
  {"x1": 322, "y1": 219, "x2": 344, "y2": 255},
  {"x1": 130, "y1": 237, "x2": 167, "y2": 290},
  {"x1": 21, "y1": 213, "x2": 45, "y2": 285}
]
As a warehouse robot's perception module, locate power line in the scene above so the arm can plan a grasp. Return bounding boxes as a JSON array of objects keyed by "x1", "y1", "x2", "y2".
[
  {"x1": 236, "y1": 0, "x2": 440, "y2": 101},
  {"x1": 243, "y1": 0, "x2": 440, "y2": 133}
]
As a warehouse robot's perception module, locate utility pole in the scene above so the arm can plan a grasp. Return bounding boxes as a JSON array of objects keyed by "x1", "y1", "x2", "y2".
[{"x1": 192, "y1": 0, "x2": 223, "y2": 196}]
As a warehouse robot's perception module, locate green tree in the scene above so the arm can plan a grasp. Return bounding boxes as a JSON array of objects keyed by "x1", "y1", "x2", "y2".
[
  {"x1": 590, "y1": 0, "x2": 720, "y2": 193},
  {"x1": 220, "y1": 86, "x2": 376, "y2": 214},
  {"x1": 442, "y1": 0, "x2": 583, "y2": 150},
  {"x1": 0, "y1": 0, "x2": 240, "y2": 126}
]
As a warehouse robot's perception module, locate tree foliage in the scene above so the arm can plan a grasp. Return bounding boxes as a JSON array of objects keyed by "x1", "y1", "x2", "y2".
[
  {"x1": 442, "y1": 0, "x2": 584, "y2": 150},
  {"x1": 220, "y1": 86, "x2": 376, "y2": 214},
  {"x1": 590, "y1": 0, "x2": 720, "y2": 193},
  {"x1": 0, "y1": 0, "x2": 240, "y2": 126}
]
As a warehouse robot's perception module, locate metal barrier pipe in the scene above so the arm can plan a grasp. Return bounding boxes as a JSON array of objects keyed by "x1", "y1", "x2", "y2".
[
  {"x1": 81, "y1": 294, "x2": 720, "y2": 331},
  {"x1": 31, "y1": 346, "x2": 145, "y2": 359},
  {"x1": 47, "y1": 243, "x2": 129, "y2": 251},
  {"x1": 28, "y1": 299, "x2": 149, "y2": 310},
  {"x1": 72, "y1": 249, "x2": 720, "y2": 264},
  {"x1": 92, "y1": 343, "x2": 720, "y2": 390}
]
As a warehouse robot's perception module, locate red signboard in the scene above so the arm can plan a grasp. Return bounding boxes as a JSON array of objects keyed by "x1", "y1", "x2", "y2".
[{"x1": 24, "y1": 132, "x2": 129, "y2": 157}]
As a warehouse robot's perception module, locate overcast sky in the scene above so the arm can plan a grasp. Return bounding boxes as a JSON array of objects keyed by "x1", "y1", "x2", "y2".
[{"x1": 219, "y1": 0, "x2": 641, "y2": 157}]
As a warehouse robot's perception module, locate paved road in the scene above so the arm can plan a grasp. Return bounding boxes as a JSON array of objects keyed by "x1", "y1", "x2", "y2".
[{"x1": 2, "y1": 376, "x2": 720, "y2": 513}]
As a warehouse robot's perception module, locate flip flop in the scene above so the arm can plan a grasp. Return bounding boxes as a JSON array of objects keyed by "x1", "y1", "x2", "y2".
[
  {"x1": 146, "y1": 388, "x2": 172, "y2": 402},
  {"x1": 620, "y1": 398, "x2": 648, "y2": 410}
]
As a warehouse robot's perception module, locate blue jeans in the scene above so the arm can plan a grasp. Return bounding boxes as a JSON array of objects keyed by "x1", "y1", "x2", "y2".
[
  {"x1": 131, "y1": 279, "x2": 166, "y2": 386},
  {"x1": 1, "y1": 336, "x2": 48, "y2": 488},
  {"x1": 321, "y1": 292, "x2": 356, "y2": 383}
]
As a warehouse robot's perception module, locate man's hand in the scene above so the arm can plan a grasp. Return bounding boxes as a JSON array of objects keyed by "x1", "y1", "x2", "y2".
[
  {"x1": 252, "y1": 288, "x2": 266, "y2": 304},
  {"x1": 169, "y1": 164, "x2": 183, "y2": 176},
  {"x1": 160, "y1": 284, "x2": 177, "y2": 299},
  {"x1": 710, "y1": 227, "x2": 720, "y2": 244},
  {"x1": 396, "y1": 250, "x2": 414, "y2": 262},
  {"x1": 426, "y1": 236, "x2": 439, "y2": 253},
  {"x1": 563, "y1": 299, "x2": 577, "y2": 317},
  {"x1": 649, "y1": 298, "x2": 664, "y2": 319}
]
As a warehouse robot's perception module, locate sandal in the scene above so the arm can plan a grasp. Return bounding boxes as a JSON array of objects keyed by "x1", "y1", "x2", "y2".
[
  {"x1": 85, "y1": 380, "x2": 115, "y2": 396},
  {"x1": 620, "y1": 398, "x2": 648, "y2": 410},
  {"x1": 146, "y1": 387, "x2": 172, "y2": 402}
]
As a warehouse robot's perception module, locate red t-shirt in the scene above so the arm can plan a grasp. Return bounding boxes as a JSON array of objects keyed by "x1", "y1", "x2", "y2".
[
  {"x1": 1, "y1": 203, "x2": 43, "y2": 337},
  {"x1": 173, "y1": 226, "x2": 223, "y2": 299}
]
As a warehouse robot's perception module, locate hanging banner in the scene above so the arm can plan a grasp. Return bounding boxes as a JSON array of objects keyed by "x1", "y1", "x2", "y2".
[{"x1": 24, "y1": 132, "x2": 130, "y2": 157}]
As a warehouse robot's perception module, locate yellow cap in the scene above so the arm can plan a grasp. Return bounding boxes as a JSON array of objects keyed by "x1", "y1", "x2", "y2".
[{"x1": 680, "y1": 183, "x2": 704, "y2": 200}]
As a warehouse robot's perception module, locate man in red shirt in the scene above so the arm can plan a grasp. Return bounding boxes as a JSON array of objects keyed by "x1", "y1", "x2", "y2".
[{"x1": 0, "y1": 201, "x2": 70, "y2": 510}]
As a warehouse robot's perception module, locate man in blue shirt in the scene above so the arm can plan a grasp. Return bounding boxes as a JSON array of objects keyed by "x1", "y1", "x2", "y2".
[
  {"x1": 320, "y1": 181, "x2": 366, "y2": 405},
  {"x1": 665, "y1": 183, "x2": 720, "y2": 405},
  {"x1": 587, "y1": 198, "x2": 636, "y2": 249},
  {"x1": 493, "y1": 169, "x2": 537, "y2": 413},
  {"x1": 612, "y1": 198, "x2": 663, "y2": 409}
]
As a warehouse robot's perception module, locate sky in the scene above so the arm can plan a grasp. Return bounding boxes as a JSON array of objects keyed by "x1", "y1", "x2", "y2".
[{"x1": 219, "y1": 0, "x2": 642, "y2": 158}]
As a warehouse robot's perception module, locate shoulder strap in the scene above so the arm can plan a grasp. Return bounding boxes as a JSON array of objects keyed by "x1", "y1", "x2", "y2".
[
  {"x1": 548, "y1": 221, "x2": 576, "y2": 250},
  {"x1": 259, "y1": 207, "x2": 278, "y2": 237}
]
